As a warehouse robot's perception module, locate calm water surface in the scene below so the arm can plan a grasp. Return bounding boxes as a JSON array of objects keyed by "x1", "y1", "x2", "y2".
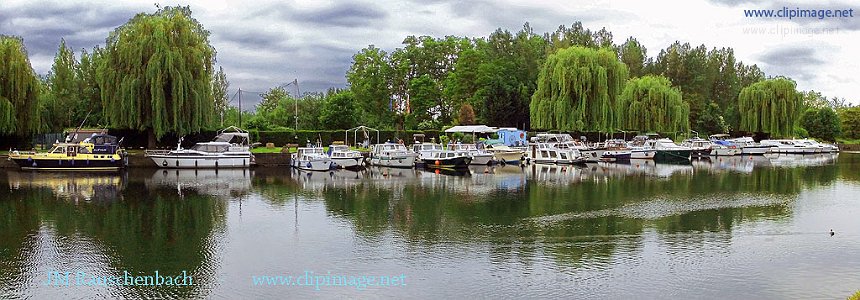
[{"x1": 1, "y1": 153, "x2": 859, "y2": 299}]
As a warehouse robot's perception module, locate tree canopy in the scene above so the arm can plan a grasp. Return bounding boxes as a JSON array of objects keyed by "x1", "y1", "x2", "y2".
[
  {"x1": 738, "y1": 77, "x2": 801, "y2": 136},
  {"x1": 800, "y1": 107, "x2": 841, "y2": 142},
  {"x1": 0, "y1": 35, "x2": 40, "y2": 135},
  {"x1": 97, "y1": 6, "x2": 215, "y2": 141},
  {"x1": 530, "y1": 46, "x2": 629, "y2": 131},
  {"x1": 617, "y1": 75, "x2": 689, "y2": 133}
]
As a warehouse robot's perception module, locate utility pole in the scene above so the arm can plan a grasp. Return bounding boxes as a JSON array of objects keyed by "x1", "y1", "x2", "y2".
[{"x1": 238, "y1": 88, "x2": 242, "y2": 128}]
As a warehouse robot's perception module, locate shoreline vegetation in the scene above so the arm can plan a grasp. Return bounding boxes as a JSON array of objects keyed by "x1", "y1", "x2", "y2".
[{"x1": 0, "y1": 5, "x2": 857, "y2": 150}]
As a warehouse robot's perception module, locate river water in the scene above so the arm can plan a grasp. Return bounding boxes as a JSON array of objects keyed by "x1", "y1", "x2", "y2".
[{"x1": 1, "y1": 153, "x2": 858, "y2": 299}]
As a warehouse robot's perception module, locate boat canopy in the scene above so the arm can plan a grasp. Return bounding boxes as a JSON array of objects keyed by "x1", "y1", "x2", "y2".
[{"x1": 444, "y1": 125, "x2": 497, "y2": 133}]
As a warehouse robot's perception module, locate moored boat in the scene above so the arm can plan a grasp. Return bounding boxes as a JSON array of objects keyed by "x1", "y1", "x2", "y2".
[
  {"x1": 645, "y1": 138, "x2": 692, "y2": 162},
  {"x1": 369, "y1": 143, "x2": 416, "y2": 168},
  {"x1": 599, "y1": 139, "x2": 632, "y2": 162},
  {"x1": 422, "y1": 150, "x2": 472, "y2": 169},
  {"x1": 485, "y1": 142, "x2": 524, "y2": 164},
  {"x1": 726, "y1": 136, "x2": 774, "y2": 155},
  {"x1": 145, "y1": 126, "x2": 253, "y2": 168},
  {"x1": 8, "y1": 133, "x2": 127, "y2": 171},
  {"x1": 450, "y1": 143, "x2": 495, "y2": 165},
  {"x1": 680, "y1": 138, "x2": 712, "y2": 158},
  {"x1": 291, "y1": 147, "x2": 332, "y2": 171},
  {"x1": 328, "y1": 145, "x2": 364, "y2": 169}
]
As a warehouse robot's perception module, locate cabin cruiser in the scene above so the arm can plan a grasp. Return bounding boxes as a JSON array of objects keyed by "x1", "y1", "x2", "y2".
[
  {"x1": 527, "y1": 142, "x2": 585, "y2": 164},
  {"x1": 369, "y1": 143, "x2": 416, "y2": 168},
  {"x1": 794, "y1": 139, "x2": 837, "y2": 153},
  {"x1": 146, "y1": 126, "x2": 253, "y2": 168},
  {"x1": 327, "y1": 145, "x2": 364, "y2": 169},
  {"x1": 626, "y1": 137, "x2": 656, "y2": 159},
  {"x1": 680, "y1": 138, "x2": 712, "y2": 158},
  {"x1": 421, "y1": 150, "x2": 472, "y2": 169},
  {"x1": 9, "y1": 133, "x2": 127, "y2": 171},
  {"x1": 411, "y1": 142, "x2": 445, "y2": 164},
  {"x1": 725, "y1": 136, "x2": 774, "y2": 155},
  {"x1": 291, "y1": 147, "x2": 332, "y2": 171},
  {"x1": 643, "y1": 137, "x2": 692, "y2": 162},
  {"x1": 599, "y1": 139, "x2": 632, "y2": 162},
  {"x1": 449, "y1": 143, "x2": 495, "y2": 165},
  {"x1": 710, "y1": 140, "x2": 742, "y2": 156},
  {"x1": 484, "y1": 142, "x2": 525, "y2": 164},
  {"x1": 759, "y1": 139, "x2": 816, "y2": 154}
]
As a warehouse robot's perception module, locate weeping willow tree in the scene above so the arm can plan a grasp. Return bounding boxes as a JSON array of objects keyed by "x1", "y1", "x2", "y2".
[
  {"x1": 530, "y1": 46, "x2": 628, "y2": 131},
  {"x1": 617, "y1": 75, "x2": 689, "y2": 133},
  {"x1": 0, "y1": 35, "x2": 41, "y2": 135},
  {"x1": 738, "y1": 77, "x2": 800, "y2": 136},
  {"x1": 98, "y1": 6, "x2": 215, "y2": 144}
]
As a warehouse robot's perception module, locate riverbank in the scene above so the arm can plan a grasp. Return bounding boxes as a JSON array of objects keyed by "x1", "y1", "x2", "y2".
[{"x1": 0, "y1": 152, "x2": 293, "y2": 169}]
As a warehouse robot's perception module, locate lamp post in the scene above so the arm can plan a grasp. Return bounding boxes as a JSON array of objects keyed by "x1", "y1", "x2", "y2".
[{"x1": 278, "y1": 79, "x2": 301, "y2": 139}]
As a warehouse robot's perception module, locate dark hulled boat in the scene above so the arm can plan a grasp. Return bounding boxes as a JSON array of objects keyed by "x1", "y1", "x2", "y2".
[{"x1": 421, "y1": 150, "x2": 472, "y2": 169}]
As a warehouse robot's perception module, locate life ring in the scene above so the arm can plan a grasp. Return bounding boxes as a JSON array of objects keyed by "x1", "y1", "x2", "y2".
[{"x1": 520, "y1": 132, "x2": 524, "y2": 138}]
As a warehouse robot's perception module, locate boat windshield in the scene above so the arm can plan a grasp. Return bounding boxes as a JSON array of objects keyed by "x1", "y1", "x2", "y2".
[{"x1": 191, "y1": 144, "x2": 230, "y2": 153}]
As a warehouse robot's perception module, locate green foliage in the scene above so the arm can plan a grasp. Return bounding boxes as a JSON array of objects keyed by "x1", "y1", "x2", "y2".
[
  {"x1": 45, "y1": 39, "x2": 79, "y2": 131},
  {"x1": 0, "y1": 35, "x2": 40, "y2": 135},
  {"x1": 848, "y1": 290, "x2": 860, "y2": 300},
  {"x1": 620, "y1": 37, "x2": 647, "y2": 78},
  {"x1": 530, "y1": 46, "x2": 629, "y2": 131},
  {"x1": 800, "y1": 107, "x2": 841, "y2": 142},
  {"x1": 838, "y1": 107, "x2": 860, "y2": 139},
  {"x1": 318, "y1": 90, "x2": 358, "y2": 130},
  {"x1": 738, "y1": 77, "x2": 801, "y2": 136},
  {"x1": 617, "y1": 75, "x2": 689, "y2": 133},
  {"x1": 77, "y1": 48, "x2": 104, "y2": 126},
  {"x1": 408, "y1": 74, "x2": 440, "y2": 126},
  {"x1": 347, "y1": 45, "x2": 393, "y2": 128},
  {"x1": 212, "y1": 66, "x2": 229, "y2": 126},
  {"x1": 98, "y1": 6, "x2": 215, "y2": 139}
]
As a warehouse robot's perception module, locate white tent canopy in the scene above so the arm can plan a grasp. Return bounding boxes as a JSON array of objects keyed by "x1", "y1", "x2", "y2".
[
  {"x1": 345, "y1": 125, "x2": 380, "y2": 148},
  {"x1": 444, "y1": 125, "x2": 497, "y2": 133}
]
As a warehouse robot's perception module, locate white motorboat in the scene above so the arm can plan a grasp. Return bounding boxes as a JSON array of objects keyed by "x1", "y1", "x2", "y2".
[
  {"x1": 628, "y1": 146, "x2": 657, "y2": 159},
  {"x1": 145, "y1": 126, "x2": 254, "y2": 168},
  {"x1": 598, "y1": 139, "x2": 632, "y2": 162},
  {"x1": 450, "y1": 143, "x2": 495, "y2": 165},
  {"x1": 291, "y1": 147, "x2": 332, "y2": 171},
  {"x1": 328, "y1": 145, "x2": 364, "y2": 169},
  {"x1": 411, "y1": 142, "x2": 444, "y2": 161},
  {"x1": 485, "y1": 143, "x2": 524, "y2": 164},
  {"x1": 527, "y1": 142, "x2": 584, "y2": 164},
  {"x1": 709, "y1": 140, "x2": 742, "y2": 156},
  {"x1": 369, "y1": 143, "x2": 416, "y2": 168},
  {"x1": 680, "y1": 138, "x2": 712, "y2": 158},
  {"x1": 760, "y1": 139, "x2": 816, "y2": 154},
  {"x1": 726, "y1": 136, "x2": 774, "y2": 155}
]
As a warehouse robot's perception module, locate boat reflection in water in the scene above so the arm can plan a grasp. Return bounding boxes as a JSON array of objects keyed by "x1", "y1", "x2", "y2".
[
  {"x1": 5, "y1": 170, "x2": 126, "y2": 203},
  {"x1": 145, "y1": 168, "x2": 253, "y2": 198}
]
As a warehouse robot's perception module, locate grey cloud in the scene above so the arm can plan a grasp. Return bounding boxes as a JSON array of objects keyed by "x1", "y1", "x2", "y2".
[
  {"x1": 253, "y1": 2, "x2": 388, "y2": 28},
  {"x1": 756, "y1": 45, "x2": 824, "y2": 82}
]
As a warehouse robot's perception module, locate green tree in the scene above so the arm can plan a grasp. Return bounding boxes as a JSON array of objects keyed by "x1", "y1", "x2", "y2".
[
  {"x1": 46, "y1": 39, "x2": 79, "y2": 131},
  {"x1": 347, "y1": 45, "x2": 392, "y2": 128},
  {"x1": 77, "y1": 48, "x2": 104, "y2": 126},
  {"x1": 318, "y1": 90, "x2": 357, "y2": 130},
  {"x1": 0, "y1": 35, "x2": 41, "y2": 135},
  {"x1": 530, "y1": 46, "x2": 629, "y2": 131},
  {"x1": 801, "y1": 107, "x2": 841, "y2": 142},
  {"x1": 616, "y1": 75, "x2": 689, "y2": 133},
  {"x1": 620, "y1": 37, "x2": 647, "y2": 78},
  {"x1": 738, "y1": 77, "x2": 801, "y2": 136},
  {"x1": 97, "y1": 6, "x2": 216, "y2": 146},
  {"x1": 407, "y1": 74, "x2": 440, "y2": 128},
  {"x1": 212, "y1": 66, "x2": 229, "y2": 127},
  {"x1": 839, "y1": 107, "x2": 860, "y2": 139}
]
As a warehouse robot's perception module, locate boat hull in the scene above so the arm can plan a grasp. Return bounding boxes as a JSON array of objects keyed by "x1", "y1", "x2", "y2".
[
  {"x1": 148, "y1": 155, "x2": 252, "y2": 168},
  {"x1": 491, "y1": 152, "x2": 523, "y2": 164},
  {"x1": 10, "y1": 157, "x2": 126, "y2": 171},
  {"x1": 630, "y1": 150, "x2": 656, "y2": 159},
  {"x1": 291, "y1": 159, "x2": 332, "y2": 171},
  {"x1": 740, "y1": 146, "x2": 772, "y2": 155},
  {"x1": 600, "y1": 151, "x2": 632, "y2": 162},
  {"x1": 369, "y1": 155, "x2": 416, "y2": 168},
  {"x1": 710, "y1": 148, "x2": 741, "y2": 156},
  {"x1": 331, "y1": 157, "x2": 364, "y2": 169},
  {"x1": 655, "y1": 150, "x2": 691, "y2": 162},
  {"x1": 469, "y1": 154, "x2": 494, "y2": 165},
  {"x1": 422, "y1": 156, "x2": 471, "y2": 169}
]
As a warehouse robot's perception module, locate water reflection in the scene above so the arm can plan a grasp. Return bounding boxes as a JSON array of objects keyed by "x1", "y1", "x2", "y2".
[
  {"x1": 0, "y1": 171, "x2": 227, "y2": 299},
  {"x1": 145, "y1": 168, "x2": 253, "y2": 199}
]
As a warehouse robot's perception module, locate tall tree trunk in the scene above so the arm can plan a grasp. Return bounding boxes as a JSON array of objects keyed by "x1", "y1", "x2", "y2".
[{"x1": 147, "y1": 128, "x2": 157, "y2": 149}]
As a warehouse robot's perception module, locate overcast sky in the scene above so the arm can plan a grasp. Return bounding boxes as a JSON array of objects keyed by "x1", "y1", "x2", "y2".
[{"x1": 1, "y1": 0, "x2": 857, "y2": 108}]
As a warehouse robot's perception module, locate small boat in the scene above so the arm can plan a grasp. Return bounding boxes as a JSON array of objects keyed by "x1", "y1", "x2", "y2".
[
  {"x1": 527, "y1": 143, "x2": 585, "y2": 164},
  {"x1": 291, "y1": 147, "x2": 332, "y2": 171},
  {"x1": 725, "y1": 136, "x2": 774, "y2": 155},
  {"x1": 710, "y1": 140, "x2": 742, "y2": 156},
  {"x1": 369, "y1": 143, "x2": 416, "y2": 168},
  {"x1": 760, "y1": 139, "x2": 815, "y2": 154},
  {"x1": 327, "y1": 145, "x2": 364, "y2": 169},
  {"x1": 598, "y1": 139, "x2": 632, "y2": 162},
  {"x1": 145, "y1": 126, "x2": 253, "y2": 168},
  {"x1": 8, "y1": 133, "x2": 127, "y2": 171},
  {"x1": 422, "y1": 150, "x2": 471, "y2": 169},
  {"x1": 484, "y1": 143, "x2": 524, "y2": 164},
  {"x1": 450, "y1": 143, "x2": 495, "y2": 165},
  {"x1": 412, "y1": 142, "x2": 445, "y2": 166},
  {"x1": 644, "y1": 137, "x2": 692, "y2": 162},
  {"x1": 681, "y1": 138, "x2": 712, "y2": 158},
  {"x1": 628, "y1": 146, "x2": 656, "y2": 159}
]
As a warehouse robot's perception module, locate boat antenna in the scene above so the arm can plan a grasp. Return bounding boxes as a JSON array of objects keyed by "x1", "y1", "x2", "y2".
[{"x1": 67, "y1": 110, "x2": 93, "y2": 142}]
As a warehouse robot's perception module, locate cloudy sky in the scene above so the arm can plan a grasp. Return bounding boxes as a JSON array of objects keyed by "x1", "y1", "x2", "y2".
[{"x1": 1, "y1": 0, "x2": 857, "y2": 108}]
